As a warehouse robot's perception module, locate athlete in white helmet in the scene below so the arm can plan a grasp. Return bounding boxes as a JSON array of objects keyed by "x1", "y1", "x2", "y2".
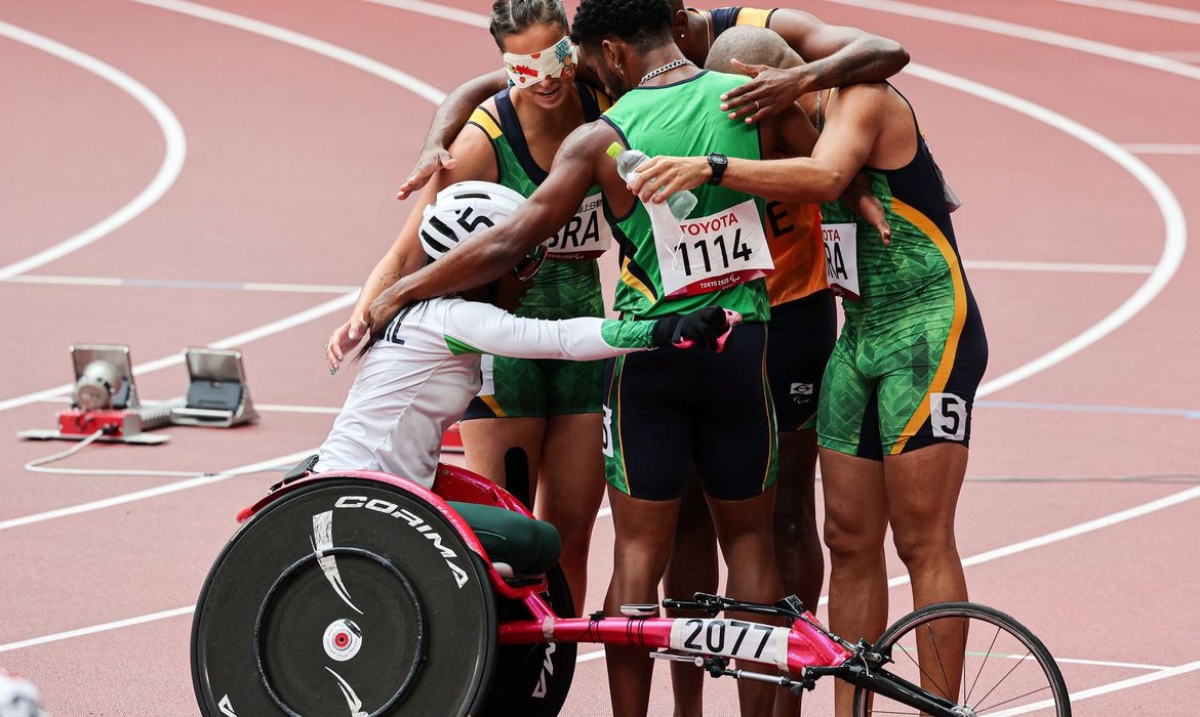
[{"x1": 313, "y1": 181, "x2": 739, "y2": 490}]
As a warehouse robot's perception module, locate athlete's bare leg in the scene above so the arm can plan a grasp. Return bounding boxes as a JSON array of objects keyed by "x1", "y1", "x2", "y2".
[
  {"x1": 536, "y1": 412, "x2": 605, "y2": 611},
  {"x1": 883, "y1": 443, "x2": 970, "y2": 704},
  {"x1": 667, "y1": 429, "x2": 824, "y2": 717},
  {"x1": 460, "y1": 417, "x2": 545, "y2": 494},
  {"x1": 707, "y1": 488, "x2": 785, "y2": 717},
  {"x1": 665, "y1": 468, "x2": 717, "y2": 717},
  {"x1": 821, "y1": 448, "x2": 889, "y2": 717},
  {"x1": 774, "y1": 429, "x2": 824, "y2": 609},
  {"x1": 604, "y1": 487, "x2": 681, "y2": 717}
]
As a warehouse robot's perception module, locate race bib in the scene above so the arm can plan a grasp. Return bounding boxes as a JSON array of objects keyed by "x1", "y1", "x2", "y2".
[
  {"x1": 821, "y1": 223, "x2": 860, "y2": 300},
  {"x1": 669, "y1": 618, "x2": 790, "y2": 669},
  {"x1": 545, "y1": 192, "x2": 612, "y2": 261},
  {"x1": 649, "y1": 199, "x2": 773, "y2": 298}
]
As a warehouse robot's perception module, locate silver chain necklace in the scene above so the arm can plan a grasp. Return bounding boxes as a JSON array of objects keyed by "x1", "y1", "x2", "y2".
[{"x1": 639, "y1": 58, "x2": 695, "y2": 86}]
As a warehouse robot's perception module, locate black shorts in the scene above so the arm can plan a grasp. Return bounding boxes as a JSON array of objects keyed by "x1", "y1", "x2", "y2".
[
  {"x1": 601, "y1": 322, "x2": 777, "y2": 501},
  {"x1": 766, "y1": 291, "x2": 836, "y2": 432}
]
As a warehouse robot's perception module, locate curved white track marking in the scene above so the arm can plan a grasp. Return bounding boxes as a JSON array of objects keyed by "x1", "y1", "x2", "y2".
[
  {"x1": 131, "y1": 0, "x2": 445, "y2": 104},
  {"x1": 0, "y1": 22, "x2": 186, "y2": 282},
  {"x1": 371, "y1": 0, "x2": 1190, "y2": 396},
  {"x1": 899, "y1": 64, "x2": 1186, "y2": 398},
  {"x1": 364, "y1": 0, "x2": 490, "y2": 28},
  {"x1": 0, "y1": 448, "x2": 316, "y2": 532},
  {"x1": 815, "y1": 0, "x2": 1200, "y2": 81},
  {"x1": 1124, "y1": 143, "x2": 1200, "y2": 155},
  {"x1": 1052, "y1": 0, "x2": 1200, "y2": 25},
  {"x1": 3, "y1": 2, "x2": 452, "y2": 412},
  {"x1": 0, "y1": 291, "x2": 357, "y2": 413}
]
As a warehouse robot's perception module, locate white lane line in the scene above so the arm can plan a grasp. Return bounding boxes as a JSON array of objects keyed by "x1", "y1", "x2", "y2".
[
  {"x1": 1051, "y1": 0, "x2": 1200, "y2": 25},
  {"x1": 0, "y1": 448, "x2": 316, "y2": 532},
  {"x1": 897, "y1": 64, "x2": 1186, "y2": 398},
  {"x1": 1122, "y1": 143, "x2": 1200, "y2": 155},
  {"x1": 364, "y1": 0, "x2": 490, "y2": 28},
  {"x1": 991, "y1": 659, "x2": 1200, "y2": 716},
  {"x1": 5, "y1": 484, "x2": 1200, "y2": 658},
  {"x1": 964, "y1": 260, "x2": 1154, "y2": 274},
  {"x1": 254, "y1": 403, "x2": 341, "y2": 415},
  {"x1": 0, "y1": 606, "x2": 195, "y2": 654},
  {"x1": 852, "y1": 483, "x2": 1200, "y2": 601},
  {"x1": 2, "y1": 274, "x2": 359, "y2": 293},
  {"x1": 376, "y1": 0, "x2": 1185, "y2": 396},
  {"x1": 1154, "y1": 51, "x2": 1200, "y2": 63},
  {"x1": 1053, "y1": 656, "x2": 1168, "y2": 671},
  {"x1": 132, "y1": 0, "x2": 445, "y2": 104},
  {"x1": 0, "y1": 291, "x2": 357, "y2": 413},
  {"x1": 4, "y1": 0, "x2": 459, "y2": 414},
  {"x1": 0, "y1": 23, "x2": 186, "y2": 282},
  {"x1": 815, "y1": 0, "x2": 1200, "y2": 81}
]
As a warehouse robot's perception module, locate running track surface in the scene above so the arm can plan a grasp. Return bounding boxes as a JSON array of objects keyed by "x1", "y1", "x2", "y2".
[{"x1": 2, "y1": 1, "x2": 1198, "y2": 714}]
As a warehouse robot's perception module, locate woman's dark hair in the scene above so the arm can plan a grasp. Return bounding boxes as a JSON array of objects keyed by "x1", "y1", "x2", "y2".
[
  {"x1": 570, "y1": 0, "x2": 674, "y2": 52},
  {"x1": 489, "y1": 0, "x2": 569, "y2": 51}
]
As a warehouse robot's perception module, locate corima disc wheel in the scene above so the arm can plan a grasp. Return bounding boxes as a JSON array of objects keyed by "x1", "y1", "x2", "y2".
[
  {"x1": 192, "y1": 478, "x2": 496, "y2": 717},
  {"x1": 481, "y1": 564, "x2": 577, "y2": 716}
]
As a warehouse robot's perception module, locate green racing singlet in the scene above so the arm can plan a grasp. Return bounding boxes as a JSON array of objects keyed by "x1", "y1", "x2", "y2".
[
  {"x1": 601, "y1": 71, "x2": 772, "y2": 323},
  {"x1": 461, "y1": 83, "x2": 611, "y2": 418}
]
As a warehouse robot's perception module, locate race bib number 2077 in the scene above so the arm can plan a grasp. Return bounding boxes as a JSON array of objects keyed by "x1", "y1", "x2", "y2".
[{"x1": 647, "y1": 199, "x2": 773, "y2": 298}]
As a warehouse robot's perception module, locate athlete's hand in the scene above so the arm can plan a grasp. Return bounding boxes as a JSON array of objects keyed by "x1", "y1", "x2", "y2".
[
  {"x1": 366, "y1": 284, "x2": 408, "y2": 344},
  {"x1": 719, "y1": 60, "x2": 805, "y2": 124},
  {"x1": 325, "y1": 315, "x2": 368, "y2": 375},
  {"x1": 843, "y1": 174, "x2": 892, "y2": 246},
  {"x1": 653, "y1": 307, "x2": 743, "y2": 352},
  {"x1": 396, "y1": 144, "x2": 459, "y2": 201},
  {"x1": 627, "y1": 155, "x2": 709, "y2": 204}
]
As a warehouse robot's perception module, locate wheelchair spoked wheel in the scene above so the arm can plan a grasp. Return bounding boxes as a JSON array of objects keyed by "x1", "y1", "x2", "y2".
[
  {"x1": 481, "y1": 564, "x2": 577, "y2": 716},
  {"x1": 192, "y1": 478, "x2": 496, "y2": 717},
  {"x1": 853, "y1": 602, "x2": 1071, "y2": 716}
]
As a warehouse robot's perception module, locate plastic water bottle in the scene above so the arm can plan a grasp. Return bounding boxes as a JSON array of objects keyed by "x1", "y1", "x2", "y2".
[{"x1": 609, "y1": 143, "x2": 698, "y2": 221}]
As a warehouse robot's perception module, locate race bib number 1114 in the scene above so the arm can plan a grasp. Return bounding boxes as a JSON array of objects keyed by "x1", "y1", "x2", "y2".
[{"x1": 648, "y1": 199, "x2": 773, "y2": 298}]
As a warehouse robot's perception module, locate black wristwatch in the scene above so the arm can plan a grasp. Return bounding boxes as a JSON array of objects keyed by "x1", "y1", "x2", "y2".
[{"x1": 707, "y1": 152, "x2": 728, "y2": 186}]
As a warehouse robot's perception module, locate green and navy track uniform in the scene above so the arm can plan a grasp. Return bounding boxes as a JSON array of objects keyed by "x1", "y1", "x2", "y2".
[
  {"x1": 817, "y1": 94, "x2": 988, "y2": 458},
  {"x1": 460, "y1": 83, "x2": 611, "y2": 420},
  {"x1": 600, "y1": 71, "x2": 777, "y2": 501}
]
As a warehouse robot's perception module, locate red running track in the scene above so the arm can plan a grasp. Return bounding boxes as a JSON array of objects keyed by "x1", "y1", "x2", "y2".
[{"x1": 1, "y1": 0, "x2": 1199, "y2": 714}]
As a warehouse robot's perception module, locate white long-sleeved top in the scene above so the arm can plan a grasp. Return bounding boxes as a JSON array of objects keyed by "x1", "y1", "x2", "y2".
[{"x1": 314, "y1": 296, "x2": 657, "y2": 488}]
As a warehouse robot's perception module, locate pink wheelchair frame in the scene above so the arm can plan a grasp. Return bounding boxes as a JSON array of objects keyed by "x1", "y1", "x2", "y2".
[{"x1": 229, "y1": 462, "x2": 1070, "y2": 717}]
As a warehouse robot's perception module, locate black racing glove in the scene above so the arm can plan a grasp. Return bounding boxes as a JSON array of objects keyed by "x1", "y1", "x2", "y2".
[{"x1": 651, "y1": 307, "x2": 740, "y2": 351}]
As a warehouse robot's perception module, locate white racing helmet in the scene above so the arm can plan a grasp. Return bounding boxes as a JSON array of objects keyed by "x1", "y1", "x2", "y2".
[{"x1": 418, "y1": 181, "x2": 546, "y2": 280}]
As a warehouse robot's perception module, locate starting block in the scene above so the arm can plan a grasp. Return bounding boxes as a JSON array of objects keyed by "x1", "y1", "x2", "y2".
[
  {"x1": 170, "y1": 348, "x2": 258, "y2": 428},
  {"x1": 19, "y1": 344, "x2": 173, "y2": 444},
  {"x1": 18, "y1": 345, "x2": 258, "y2": 444}
]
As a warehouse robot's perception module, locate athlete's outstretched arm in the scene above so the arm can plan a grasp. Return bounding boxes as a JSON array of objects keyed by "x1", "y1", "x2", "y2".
[
  {"x1": 720, "y1": 10, "x2": 908, "y2": 123},
  {"x1": 368, "y1": 121, "x2": 621, "y2": 335},
  {"x1": 396, "y1": 69, "x2": 507, "y2": 200},
  {"x1": 443, "y1": 305, "x2": 736, "y2": 361}
]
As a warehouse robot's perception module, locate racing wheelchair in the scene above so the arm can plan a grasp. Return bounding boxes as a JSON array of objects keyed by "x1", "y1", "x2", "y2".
[{"x1": 191, "y1": 459, "x2": 1071, "y2": 716}]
